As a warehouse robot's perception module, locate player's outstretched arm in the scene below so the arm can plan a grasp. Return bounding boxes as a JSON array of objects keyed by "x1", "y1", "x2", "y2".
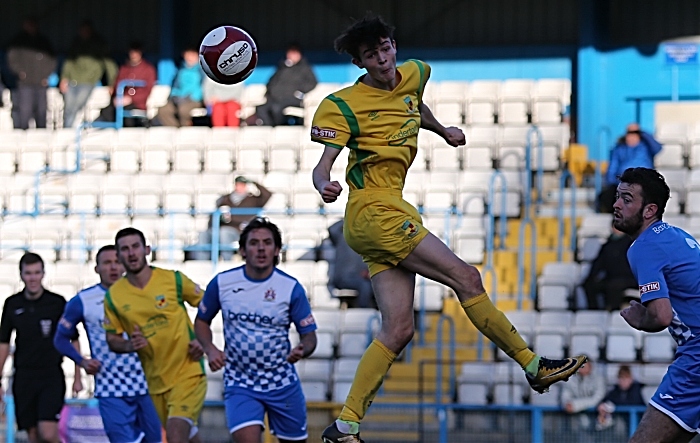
[
  {"x1": 418, "y1": 103, "x2": 466, "y2": 147},
  {"x1": 620, "y1": 299, "x2": 673, "y2": 332},
  {"x1": 312, "y1": 146, "x2": 343, "y2": 203},
  {"x1": 194, "y1": 318, "x2": 225, "y2": 371}
]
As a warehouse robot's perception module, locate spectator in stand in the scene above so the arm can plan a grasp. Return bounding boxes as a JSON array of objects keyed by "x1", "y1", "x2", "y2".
[
  {"x1": 6, "y1": 16, "x2": 56, "y2": 129},
  {"x1": 247, "y1": 43, "x2": 317, "y2": 126},
  {"x1": 154, "y1": 47, "x2": 203, "y2": 127},
  {"x1": 582, "y1": 224, "x2": 638, "y2": 311},
  {"x1": 203, "y1": 76, "x2": 243, "y2": 127},
  {"x1": 193, "y1": 176, "x2": 272, "y2": 260},
  {"x1": 59, "y1": 20, "x2": 117, "y2": 128},
  {"x1": 97, "y1": 41, "x2": 156, "y2": 127},
  {"x1": 596, "y1": 364, "x2": 645, "y2": 431},
  {"x1": 597, "y1": 123, "x2": 662, "y2": 213},
  {"x1": 561, "y1": 358, "x2": 607, "y2": 433},
  {"x1": 328, "y1": 219, "x2": 375, "y2": 308}
]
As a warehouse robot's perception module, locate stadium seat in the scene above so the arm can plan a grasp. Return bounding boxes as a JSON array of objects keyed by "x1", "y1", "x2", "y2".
[
  {"x1": 466, "y1": 81, "x2": 500, "y2": 125},
  {"x1": 533, "y1": 332, "x2": 567, "y2": 360},
  {"x1": 146, "y1": 85, "x2": 171, "y2": 119},
  {"x1": 537, "y1": 284, "x2": 570, "y2": 310},
  {"x1": 173, "y1": 127, "x2": 210, "y2": 172},
  {"x1": 569, "y1": 333, "x2": 602, "y2": 361},
  {"x1": 605, "y1": 332, "x2": 638, "y2": 362},
  {"x1": 340, "y1": 309, "x2": 381, "y2": 333},
  {"x1": 531, "y1": 79, "x2": 570, "y2": 123},
  {"x1": 338, "y1": 332, "x2": 369, "y2": 358},
  {"x1": 498, "y1": 80, "x2": 533, "y2": 124},
  {"x1": 642, "y1": 332, "x2": 676, "y2": 363},
  {"x1": 637, "y1": 363, "x2": 667, "y2": 386},
  {"x1": 414, "y1": 278, "x2": 445, "y2": 312}
]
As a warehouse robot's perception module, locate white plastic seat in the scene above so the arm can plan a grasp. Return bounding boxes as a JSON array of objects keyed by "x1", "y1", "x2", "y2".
[
  {"x1": 605, "y1": 332, "x2": 638, "y2": 362},
  {"x1": 537, "y1": 284, "x2": 570, "y2": 311},
  {"x1": 146, "y1": 85, "x2": 171, "y2": 119},
  {"x1": 642, "y1": 332, "x2": 676, "y2": 363},
  {"x1": 340, "y1": 309, "x2": 381, "y2": 333},
  {"x1": 569, "y1": 333, "x2": 602, "y2": 361},
  {"x1": 414, "y1": 278, "x2": 445, "y2": 312},
  {"x1": 466, "y1": 81, "x2": 500, "y2": 125}
]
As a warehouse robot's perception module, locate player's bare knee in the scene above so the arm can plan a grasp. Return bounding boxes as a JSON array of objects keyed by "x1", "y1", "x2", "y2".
[{"x1": 453, "y1": 264, "x2": 485, "y2": 298}]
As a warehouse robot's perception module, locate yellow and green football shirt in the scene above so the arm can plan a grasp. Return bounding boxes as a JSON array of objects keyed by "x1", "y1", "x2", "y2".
[
  {"x1": 311, "y1": 59, "x2": 430, "y2": 192},
  {"x1": 104, "y1": 267, "x2": 204, "y2": 394}
]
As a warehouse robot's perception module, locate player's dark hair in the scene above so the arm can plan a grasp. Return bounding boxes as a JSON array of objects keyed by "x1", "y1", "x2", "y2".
[
  {"x1": 618, "y1": 167, "x2": 670, "y2": 220},
  {"x1": 115, "y1": 227, "x2": 147, "y2": 248},
  {"x1": 19, "y1": 252, "x2": 44, "y2": 273},
  {"x1": 239, "y1": 217, "x2": 283, "y2": 265},
  {"x1": 96, "y1": 245, "x2": 116, "y2": 264},
  {"x1": 334, "y1": 13, "x2": 395, "y2": 60}
]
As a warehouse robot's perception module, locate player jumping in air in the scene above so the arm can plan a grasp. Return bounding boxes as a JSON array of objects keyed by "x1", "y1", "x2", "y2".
[{"x1": 310, "y1": 13, "x2": 587, "y2": 442}]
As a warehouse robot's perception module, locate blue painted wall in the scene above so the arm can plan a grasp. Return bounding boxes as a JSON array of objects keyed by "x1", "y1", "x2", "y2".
[{"x1": 578, "y1": 45, "x2": 700, "y2": 159}]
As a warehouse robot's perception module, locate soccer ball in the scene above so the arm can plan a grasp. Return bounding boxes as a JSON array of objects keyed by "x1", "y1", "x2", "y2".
[{"x1": 199, "y1": 25, "x2": 258, "y2": 85}]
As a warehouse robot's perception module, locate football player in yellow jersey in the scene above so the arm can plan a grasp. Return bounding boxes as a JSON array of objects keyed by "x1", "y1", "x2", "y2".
[
  {"x1": 312, "y1": 14, "x2": 588, "y2": 443},
  {"x1": 104, "y1": 228, "x2": 206, "y2": 443}
]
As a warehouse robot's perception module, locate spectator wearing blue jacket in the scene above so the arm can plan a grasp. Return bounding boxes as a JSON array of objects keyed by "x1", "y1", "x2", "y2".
[
  {"x1": 155, "y1": 47, "x2": 203, "y2": 127},
  {"x1": 598, "y1": 123, "x2": 663, "y2": 212}
]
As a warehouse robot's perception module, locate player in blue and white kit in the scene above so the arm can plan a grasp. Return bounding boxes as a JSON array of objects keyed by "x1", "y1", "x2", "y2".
[
  {"x1": 194, "y1": 218, "x2": 318, "y2": 443},
  {"x1": 613, "y1": 167, "x2": 700, "y2": 443},
  {"x1": 54, "y1": 245, "x2": 162, "y2": 443}
]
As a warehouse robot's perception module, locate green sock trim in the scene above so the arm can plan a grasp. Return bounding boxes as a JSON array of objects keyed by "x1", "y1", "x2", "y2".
[
  {"x1": 337, "y1": 419, "x2": 360, "y2": 434},
  {"x1": 525, "y1": 356, "x2": 541, "y2": 376}
]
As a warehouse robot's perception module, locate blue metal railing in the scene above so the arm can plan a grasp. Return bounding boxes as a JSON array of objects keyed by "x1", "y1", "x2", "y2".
[
  {"x1": 557, "y1": 170, "x2": 578, "y2": 261},
  {"x1": 526, "y1": 125, "x2": 545, "y2": 207},
  {"x1": 2, "y1": 395, "x2": 647, "y2": 443},
  {"x1": 435, "y1": 315, "x2": 456, "y2": 404}
]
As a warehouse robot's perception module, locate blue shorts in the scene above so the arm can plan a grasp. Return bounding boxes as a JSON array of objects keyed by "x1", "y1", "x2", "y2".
[
  {"x1": 224, "y1": 382, "x2": 307, "y2": 440},
  {"x1": 649, "y1": 353, "x2": 700, "y2": 433},
  {"x1": 98, "y1": 395, "x2": 163, "y2": 443}
]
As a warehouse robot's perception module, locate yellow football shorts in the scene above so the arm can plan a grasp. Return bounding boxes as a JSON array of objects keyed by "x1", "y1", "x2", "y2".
[
  {"x1": 150, "y1": 374, "x2": 207, "y2": 426},
  {"x1": 344, "y1": 188, "x2": 429, "y2": 276}
]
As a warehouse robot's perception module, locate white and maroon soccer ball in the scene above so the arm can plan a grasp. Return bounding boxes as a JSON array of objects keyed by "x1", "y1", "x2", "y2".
[{"x1": 199, "y1": 25, "x2": 258, "y2": 85}]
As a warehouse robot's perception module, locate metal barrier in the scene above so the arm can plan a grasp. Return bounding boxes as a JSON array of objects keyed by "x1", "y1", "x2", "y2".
[
  {"x1": 0, "y1": 395, "x2": 655, "y2": 443},
  {"x1": 557, "y1": 169, "x2": 578, "y2": 261}
]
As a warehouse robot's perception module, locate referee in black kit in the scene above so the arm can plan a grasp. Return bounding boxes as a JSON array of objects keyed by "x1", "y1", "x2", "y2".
[{"x1": 0, "y1": 253, "x2": 77, "y2": 443}]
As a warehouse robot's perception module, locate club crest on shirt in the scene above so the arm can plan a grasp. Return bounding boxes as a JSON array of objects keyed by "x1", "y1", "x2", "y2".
[
  {"x1": 404, "y1": 96, "x2": 418, "y2": 114},
  {"x1": 155, "y1": 294, "x2": 168, "y2": 309},
  {"x1": 40, "y1": 319, "x2": 52, "y2": 338},
  {"x1": 401, "y1": 220, "x2": 420, "y2": 238},
  {"x1": 264, "y1": 288, "x2": 276, "y2": 302},
  {"x1": 640, "y1": 282, "x2": 660, "y2": 295}
]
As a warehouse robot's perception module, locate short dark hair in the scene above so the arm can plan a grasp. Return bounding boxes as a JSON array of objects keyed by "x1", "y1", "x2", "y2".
[
  {"x1": 334, "y1": 13, "x2": 395, "y2": 60},
  {"x1": 128, "y1": 41, "x2": 143, "y2": 52},
  {"x1": 19, "y1": 252, "x2": 44, "y2": 273},
  {"x1": 618, "y1": 167, "x2": 670, "y2": 220},
  {"x1": 115, "y1": 228, "x2": 147, "y2": 248},
  {"x1": 96, "y1": 245, "x2": 116, "y2": 264},
  {"x1": 239, "y1": 217, "x2": 283, "y2": 265},
  {"x1": 618, "y1": 365, "x2": 632, "y2": 378}
]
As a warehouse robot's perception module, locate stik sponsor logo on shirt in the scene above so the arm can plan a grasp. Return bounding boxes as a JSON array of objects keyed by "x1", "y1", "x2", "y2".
[
  {"x1": 640, "y1": 282, "x2": 660, "y2": 295},
  {"x1": 311, "y1": 126, "x2": 337, "y2": 139}
]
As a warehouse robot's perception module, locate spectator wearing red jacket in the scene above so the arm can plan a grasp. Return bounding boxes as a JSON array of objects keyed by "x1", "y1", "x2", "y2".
[{"x1": 96, "y1": 41, "x2": 156, "y2": 127}]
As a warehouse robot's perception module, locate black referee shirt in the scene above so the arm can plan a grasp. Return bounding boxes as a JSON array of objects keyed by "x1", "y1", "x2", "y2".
[{"x1": 0, "y1": 290, "x2": 73, "y2": 374}]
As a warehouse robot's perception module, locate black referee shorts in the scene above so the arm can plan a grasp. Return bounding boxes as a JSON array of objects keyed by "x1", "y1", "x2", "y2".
[{"x1": 12, "y1": 371, "x2": 65, "y2": 430}]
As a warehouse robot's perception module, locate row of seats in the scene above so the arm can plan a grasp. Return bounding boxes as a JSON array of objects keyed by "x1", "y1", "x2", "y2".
[
  {"x1": 0, "y1": 78, "x2": 571, "y2": 132},
  {"x1": 0, "y1": 123, "x2": 570, "y2": 174},
  {"x1": 303, "y1": 79, "x2": 571, "y2": 127},
  {"x1": 500, "y1": 310, "x2": 676, "y2": 363},
  {"x1": 457, "y1": 361, "x2": 665, "y2": 407}
]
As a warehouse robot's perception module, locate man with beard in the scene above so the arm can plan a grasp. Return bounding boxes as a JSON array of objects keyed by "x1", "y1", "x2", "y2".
[
  {"x1": 104, "y1": 228, "x2": 206, "y2": 443},
  {"x1": 194, "y1": 218, "x2": 318, "y2": 443},
  {"x1": 613, "y1": 167, "x2": 700, "y2": 443}
]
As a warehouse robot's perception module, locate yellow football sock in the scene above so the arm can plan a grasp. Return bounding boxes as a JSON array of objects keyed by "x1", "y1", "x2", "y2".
[
  {"x1": 461, "y1": 293, "x2": 536, "y2": 368},
  {"x1": 338, "y1": 338, "x2": 397, "y2": 423}
]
